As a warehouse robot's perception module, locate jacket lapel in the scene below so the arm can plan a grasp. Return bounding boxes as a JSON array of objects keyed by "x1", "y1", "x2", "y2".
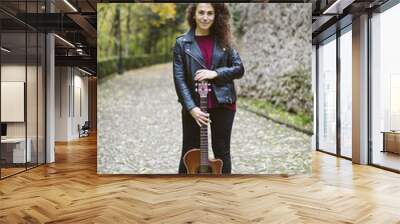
[
  {"x1": 182, "y1": 28, "x2": 225, "y2": 70},
  {"x1": 182, "y1": 28, "x2": 207, "y2": 69}
]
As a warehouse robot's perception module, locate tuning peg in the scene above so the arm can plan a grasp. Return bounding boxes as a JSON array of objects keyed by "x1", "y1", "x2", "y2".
[
  {"x1": 195, "y1": 88, "x2": 197, "y2": 91},
  {"x1": 195, "y1": 83, "x2": 198, "y2": 86}
]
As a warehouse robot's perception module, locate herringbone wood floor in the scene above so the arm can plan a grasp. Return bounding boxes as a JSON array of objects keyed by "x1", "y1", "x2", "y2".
[{"x1": 0, "y1": 133, "x2": 400, "y2": 224}]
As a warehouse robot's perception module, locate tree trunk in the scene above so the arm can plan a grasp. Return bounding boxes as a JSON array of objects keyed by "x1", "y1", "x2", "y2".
[
  {"x1": 115, "y1": 4, "x2": 123, "y2": 74},
  {"x1": 125, "y1": 5, "x2": 132, "y2": 57}
]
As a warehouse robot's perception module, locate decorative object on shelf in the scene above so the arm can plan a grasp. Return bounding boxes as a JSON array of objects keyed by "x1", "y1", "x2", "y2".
[{"x1": 381, "y1": 131, "x2": 400, "y2": 154}]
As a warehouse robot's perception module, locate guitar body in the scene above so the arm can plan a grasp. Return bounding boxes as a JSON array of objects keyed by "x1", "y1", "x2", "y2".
[
  {"x1": 183, "y1": 148, "x2": 223, "y2": 174},
  {"x1": 184, "y1": 81, "x2": 223, "y2": 175}
]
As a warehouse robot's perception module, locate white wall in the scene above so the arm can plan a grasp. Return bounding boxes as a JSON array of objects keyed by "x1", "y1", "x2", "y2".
[
  {"x1": 1, "y1": 65, "x2": 37, "y2": 137},
  {"x1": 1, "y1": 63, "x2": 46, "y2": 164},
  {"x1": 1, "y1": 65, "x2": 26, "y2": 141},
  {"x1": 1, "y1": 82, "x2": 25, "y2": 122},
  {"x1": 75, "y1": 70, "x2": 89, "y2": 138},
  {"x1": 1, "y1": 65, "x2": 25, "y2": 81},
  {"x1": 55, "y1": 66, "x2": 69, "y2": 141},
  {"x1": 55, "y1": 67, "x2": 89, "y2": 141}
]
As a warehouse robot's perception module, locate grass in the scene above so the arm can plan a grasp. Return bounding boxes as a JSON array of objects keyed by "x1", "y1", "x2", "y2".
[{"x1": 237, "y1": 96, "x2": 313, "y2": 134}]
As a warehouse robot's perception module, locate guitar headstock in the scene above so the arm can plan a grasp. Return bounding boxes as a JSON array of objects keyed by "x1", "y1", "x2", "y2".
[{"x1": 195, "y1": 81, "x2": 211, "y2": 98}]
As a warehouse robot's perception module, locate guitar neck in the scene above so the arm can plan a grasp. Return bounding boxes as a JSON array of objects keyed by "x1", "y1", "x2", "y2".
[{"x1": 199, "y1": 96, "x2": 209, "y2": 166}]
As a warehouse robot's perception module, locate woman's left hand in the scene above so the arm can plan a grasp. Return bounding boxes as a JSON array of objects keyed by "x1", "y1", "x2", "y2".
[{"x1": 194, "y1": 69, "x2": 217, "y2": 81}]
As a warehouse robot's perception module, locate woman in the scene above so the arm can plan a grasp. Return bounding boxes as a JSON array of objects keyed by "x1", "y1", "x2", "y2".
[{"x1": 173, "y1": 3, "x2": 244, "y2": 174}]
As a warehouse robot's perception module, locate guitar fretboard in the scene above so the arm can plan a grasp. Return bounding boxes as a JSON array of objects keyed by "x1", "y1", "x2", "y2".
[{"x1": 199, "y1": 95, "x2": 209, "y2": 166}]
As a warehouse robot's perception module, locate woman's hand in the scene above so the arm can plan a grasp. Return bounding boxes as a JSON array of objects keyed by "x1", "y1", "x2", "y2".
[
  {"x1": 194, "y1": 69, "x2": 217, "y2": 81},
  {"x1": 189, "y1": 107, "x2": 211, "y2": 127}
]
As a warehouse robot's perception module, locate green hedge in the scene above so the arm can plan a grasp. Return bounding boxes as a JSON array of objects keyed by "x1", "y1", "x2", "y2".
[{"x1": 98, "y1": 53, "x2": 173, "y2": 80}]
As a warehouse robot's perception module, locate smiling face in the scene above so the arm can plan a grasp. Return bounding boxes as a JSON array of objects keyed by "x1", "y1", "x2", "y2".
[{"x1": 194, "y1": 3, "x2": 215, "y2": 33}]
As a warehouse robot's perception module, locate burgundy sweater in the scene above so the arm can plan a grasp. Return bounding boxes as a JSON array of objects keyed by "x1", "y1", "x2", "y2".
[{"x1": 195, "y1": 35, "x2": 236, "y2": 111}]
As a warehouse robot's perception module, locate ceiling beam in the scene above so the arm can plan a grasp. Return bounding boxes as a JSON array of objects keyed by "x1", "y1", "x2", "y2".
[
  {"x1": 67, "y1": 13, "x2": 97, "y2": 39},
  {"x1": 55, "y1": 55, "x2": 96, "y2": 74},
  {"x1": 323, "y1": 0, "x2": 356, "y2": 14},
  {"x1": 312, "y1": 15, "x2": 335, "y2": 33}
]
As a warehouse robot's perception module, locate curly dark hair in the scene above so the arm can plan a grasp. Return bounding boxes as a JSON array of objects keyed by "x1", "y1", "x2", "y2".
[{"x1": 186, "y1": 3, "x2": 233, "y2": 50}]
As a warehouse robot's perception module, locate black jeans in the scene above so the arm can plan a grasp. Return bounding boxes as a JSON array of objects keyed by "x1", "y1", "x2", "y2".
[{"x1": 178, "y1": 107, "x2": 235, "y2": 174}]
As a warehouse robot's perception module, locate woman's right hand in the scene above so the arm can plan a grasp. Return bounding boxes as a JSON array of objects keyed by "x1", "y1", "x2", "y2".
[{"x1": 189, "y1": 107, "x2": 211, "y2": 127}]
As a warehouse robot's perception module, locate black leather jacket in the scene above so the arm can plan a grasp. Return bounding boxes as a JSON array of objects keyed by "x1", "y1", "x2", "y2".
[{"x1": 173, "y1": 28, "x2": 245, "y2": 112}]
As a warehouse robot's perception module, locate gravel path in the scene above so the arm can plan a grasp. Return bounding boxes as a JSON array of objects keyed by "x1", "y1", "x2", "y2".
[{"x1": 98, "y1": 63, "x2": 311, "y2": 174}]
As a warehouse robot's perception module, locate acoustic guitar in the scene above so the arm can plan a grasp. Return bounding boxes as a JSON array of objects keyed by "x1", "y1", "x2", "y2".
[{"x1": 183, "y1": 81, "x2": 223, "y2": 174}]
